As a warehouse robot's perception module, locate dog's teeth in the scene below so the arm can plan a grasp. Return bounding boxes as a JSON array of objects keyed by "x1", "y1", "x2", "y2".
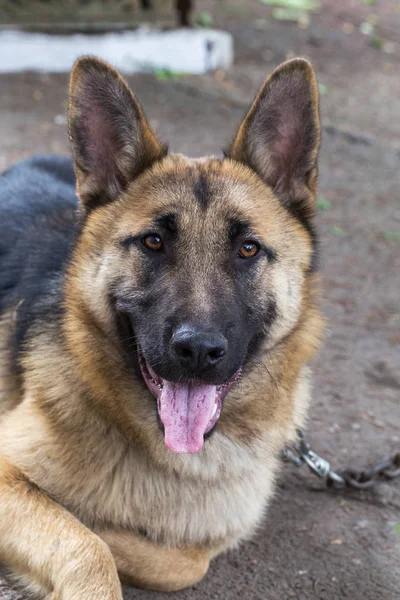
[{"x1": 211, "y1": 403, "x2": 217, "y2": 418}]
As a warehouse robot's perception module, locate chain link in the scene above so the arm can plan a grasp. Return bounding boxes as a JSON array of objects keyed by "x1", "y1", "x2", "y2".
[
  {"x1": 334, "y1": 453, "x2": 400, "y2": 489},
  {"x1": 281, "y1": 429, "x2": 400, "y2": 490}
]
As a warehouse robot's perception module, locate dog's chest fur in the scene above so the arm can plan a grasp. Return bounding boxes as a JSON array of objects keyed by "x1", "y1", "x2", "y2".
[
  {"x1": 87, "y1": 437, "x2": 276, "y2": 546},
  {"x1": 34, "y1": 421, "x2": 278, "y2": 549}
]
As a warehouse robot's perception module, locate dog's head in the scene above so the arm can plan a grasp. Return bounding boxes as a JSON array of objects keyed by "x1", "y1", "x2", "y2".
[{"x1": 67, "y1": 57, "x2": 320, "y2": 454}]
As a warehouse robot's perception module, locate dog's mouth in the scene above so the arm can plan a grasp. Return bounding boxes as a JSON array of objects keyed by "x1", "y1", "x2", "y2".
[{"x1": 138, "y1": 349, "x2": 242, "y2": 454}]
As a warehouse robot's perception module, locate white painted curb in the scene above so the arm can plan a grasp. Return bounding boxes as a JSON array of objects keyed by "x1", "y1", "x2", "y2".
[{"x1": 0, "y1": 28, "x2": 233, "y2": 74}]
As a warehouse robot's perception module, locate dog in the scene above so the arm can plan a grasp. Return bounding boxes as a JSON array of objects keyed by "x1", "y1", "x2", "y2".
[{"x1": 0, "y1": 56, "x2": 323, "y2": 598}]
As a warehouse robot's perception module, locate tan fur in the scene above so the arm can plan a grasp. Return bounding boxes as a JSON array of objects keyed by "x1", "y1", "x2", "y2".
[
  {"x1": 0, "y1": 57, "x2": 324, "y2": 598},
  {"x1": 0, "y1": 307, "x2": 23, "y2": 419},
  {"x1": 100, "y1": 530, "x2": 211, "y2": 591}
]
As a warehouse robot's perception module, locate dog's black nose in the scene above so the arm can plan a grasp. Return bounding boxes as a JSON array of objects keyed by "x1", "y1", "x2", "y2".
[{"x1": 171, "y1": 325, "x2": 228, "y2": 374}]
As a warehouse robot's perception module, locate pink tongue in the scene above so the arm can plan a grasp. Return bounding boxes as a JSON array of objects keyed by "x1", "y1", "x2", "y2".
[{"x1": 158, "y1": 381, "x2": 218, "y2": 454}]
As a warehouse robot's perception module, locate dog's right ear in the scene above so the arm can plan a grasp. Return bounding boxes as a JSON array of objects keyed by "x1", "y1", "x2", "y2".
[{"x1": 68, "y1": 56, "x2": 167, "y2": 211}]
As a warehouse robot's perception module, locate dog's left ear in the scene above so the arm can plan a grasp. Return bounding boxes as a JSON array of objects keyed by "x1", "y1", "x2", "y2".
[
  {"x1": 69, "y1": 56, "x2": 167, "y2": 211},
  {"x1": 227, "y1": 59, "x2": 320, "y2": 222}
]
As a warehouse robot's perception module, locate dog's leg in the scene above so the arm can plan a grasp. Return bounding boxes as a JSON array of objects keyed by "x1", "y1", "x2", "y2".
[
  {"x1": 0, "y1": 455, "x2": 122, "y2": 600},
  {"x1": 99, "y1": 529, "x2": 210, "y2": 592}
]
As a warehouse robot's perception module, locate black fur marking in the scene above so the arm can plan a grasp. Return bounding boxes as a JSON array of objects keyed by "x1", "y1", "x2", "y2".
[
  {"x1": 154, "y1": 213, "x2": 177, "y2": 234},
  {"x1": 115, "y1": 311, "x2": 141, "y2": 376},
  {"x1": 193, "y1": 172, "x2": 212, "y2": 210},
  {"x1": 244, "y1": 299, "x2": 277, "y2": 367},
  {"x1": 284, "y1": 202, "x2": 319, "y2": 272},
  {"x1": 229, "y1": 219, "x2": 250, "y2": 241},
  {"x1": 263, "y1": 246, "x2": 277, "y2": 263},
  {"x1": 309, "y1": 239, "x2": 319, "y2": 273},
  {"x1": 120, "y1": 235, "x2": 141, "y2": 249},
  {"x1": 263, "y1": 299, "x2": 277, "y2": 329},
  {"x1": 0, "y1": 156, "x2": 78, "y2": 372}
]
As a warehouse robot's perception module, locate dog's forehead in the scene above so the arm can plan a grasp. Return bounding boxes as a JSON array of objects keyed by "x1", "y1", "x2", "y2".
[{"x1": 122, "y1": 154, "x2": 283, "y2": 235}]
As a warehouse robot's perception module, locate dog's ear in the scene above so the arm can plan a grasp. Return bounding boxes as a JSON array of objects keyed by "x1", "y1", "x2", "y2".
[
  {"x1": 227, "y1": 59, "x2": 320, "y2": 224},
  {"x1": 68, "y1": 56, "x2": 167, "y2": 211}
]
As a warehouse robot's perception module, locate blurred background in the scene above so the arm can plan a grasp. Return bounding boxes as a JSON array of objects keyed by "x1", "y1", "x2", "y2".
[{"x1": 0, "y1": 2, "x2": 399, "y2": 600}]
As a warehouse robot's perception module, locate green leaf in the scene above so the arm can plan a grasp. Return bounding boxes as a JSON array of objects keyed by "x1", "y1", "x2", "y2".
[
  {"x1": 316, "y1": 197, "x2": 332, "y2": 210},
  {"x1": 273, "y1": 7, "x2": 309, "y2": 24},
  {"x1": 154, "y1": 68, "x2": 182, "y2": 81},
  {"x1": 362, "y1": 0, "x2": 377, "y2": 4},
  {"x1": 330, "y1": 226, "x2": 345, "y2": 237},
  {"x1": 360, "y1": 21, "x2": 374, "y2": 35},
  {"x1": 383, "y1": 231, "x2": 400, "y2": 241},
  {"x1": 371, "y1": 35, "x2": 384, "y2": 49},
  {"x1": 395, "y1": 523, "x2": 400, "y2": 536},
  {"x1": 318, "y1": 83, "x2": 329, "y2": 95},
  {"x1": 195, "y1": 11, "x2": 214, "y2": 27},
  {"x1": 367, "y1": 13, "x2": 380, "y2": 25},
  {"x1": 260, "y1": 0, "x2": 320, "y2": 10}
]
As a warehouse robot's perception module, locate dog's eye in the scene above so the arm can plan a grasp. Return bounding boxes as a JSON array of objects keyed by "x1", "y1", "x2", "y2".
[
  {"x1": 239, "y1": 241, "x2": 260, "y2": 259},
  {"x1": 142, "y1": 234, "x2": 163, "y2": 252}
]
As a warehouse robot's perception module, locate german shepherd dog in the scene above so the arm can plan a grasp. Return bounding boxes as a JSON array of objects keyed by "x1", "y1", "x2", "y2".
[{"x1": 0, "y1": 57, "x2": 323, "y2": 598}]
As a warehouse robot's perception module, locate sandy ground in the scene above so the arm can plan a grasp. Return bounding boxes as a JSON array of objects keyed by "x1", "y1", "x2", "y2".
[{"x1": 0, "y1": 1, "x2": 399, "y2": 599}]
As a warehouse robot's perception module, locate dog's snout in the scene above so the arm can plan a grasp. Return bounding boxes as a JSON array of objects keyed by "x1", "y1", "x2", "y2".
[{"x1": 171, "y1": 325, "x2": 228, "y2": 374}]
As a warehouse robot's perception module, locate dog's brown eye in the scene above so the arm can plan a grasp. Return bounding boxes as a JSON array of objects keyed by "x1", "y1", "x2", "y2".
[
  {"x1": 143, "y1": 234, "x2": 163, "y2": 252},
  {"x1": 239, "y1": 241, "x2": 259, "y2": 259}
]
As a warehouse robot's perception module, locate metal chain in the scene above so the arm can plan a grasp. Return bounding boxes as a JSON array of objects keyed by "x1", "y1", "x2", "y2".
[{"x1": 281, "y1": 429, "x2": 400, "y2": 490}]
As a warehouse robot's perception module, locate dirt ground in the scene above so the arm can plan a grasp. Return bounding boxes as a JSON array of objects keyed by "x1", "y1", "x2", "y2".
[{"x1": 0, "y1": 1, "x2": 399, "y2": 599}]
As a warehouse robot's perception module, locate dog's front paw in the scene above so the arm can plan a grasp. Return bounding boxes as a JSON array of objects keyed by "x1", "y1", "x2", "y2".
[{"x1": 52, "y1": 539, "x2": 123, "y2": 600}]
